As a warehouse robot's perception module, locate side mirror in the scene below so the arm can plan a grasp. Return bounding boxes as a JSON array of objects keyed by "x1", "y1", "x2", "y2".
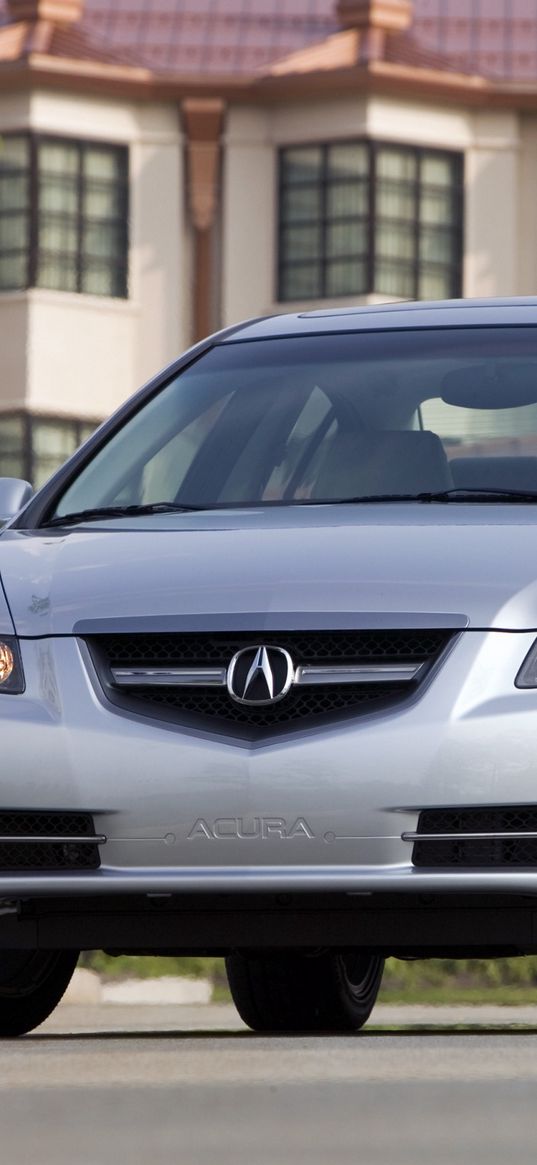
[{"x1": 0, "y1": 478, "x2": 33, "y2": 525}]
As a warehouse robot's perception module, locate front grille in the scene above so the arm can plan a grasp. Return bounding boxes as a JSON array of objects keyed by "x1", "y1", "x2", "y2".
[
  {"x1": 412, "y1": 806, "x2": 537, "y2": 868},
  {"x1": 0, "y1": 811, "x2": 100, "y2": 871},
  {"x1": 91, "y1": 629, "x2": 449, "y2": 667},
  {"x1": 125, "y1": 682, "x2": 410, "y2": 728},
  {"x1": 88, "y1": 628, "x2": 453, "y2": 737}
]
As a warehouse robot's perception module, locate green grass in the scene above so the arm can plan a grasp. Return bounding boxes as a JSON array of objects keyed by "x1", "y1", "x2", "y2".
[
  {"x1": 378, "y1": 955, "x2": 537, "y2": 1004},
  {"x1": 378, "y1": 984, "x2": 537, "y2": 1005},
  {"x1": 79, "y1": 952, "x2": 226, "y2": 985}
]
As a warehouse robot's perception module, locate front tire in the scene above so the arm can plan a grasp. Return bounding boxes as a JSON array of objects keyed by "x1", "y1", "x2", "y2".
[
  {"x1": 226, "y1": 950, "x2": 384, "y2": 1033},
  {"x1": 0, "y1": 950, "x2": 79, "y2": 1037}
]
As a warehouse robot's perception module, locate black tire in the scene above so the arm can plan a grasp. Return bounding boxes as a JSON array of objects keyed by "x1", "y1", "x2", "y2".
[
  {"x1": 225, "y1": 950, "x2": 384, "y2": 1033},
  {"x1": 0, "y1": 950, "x2": 79, "y2": 1037}
]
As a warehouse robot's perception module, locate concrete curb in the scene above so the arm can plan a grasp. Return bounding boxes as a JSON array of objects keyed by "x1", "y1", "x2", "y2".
[
  {"x1": 63, "y1": 969, "x2": 213, "y2": 1006},
  {"x1": 63, "y1": 968, "x2": 102, "y2": 1005}
]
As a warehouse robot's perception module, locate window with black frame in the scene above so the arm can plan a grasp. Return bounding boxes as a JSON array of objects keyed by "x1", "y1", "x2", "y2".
[
  {"x1": 278, "y1": 140, "x2": 463, "y2": 303},
  {"x1": 0, "y1": 134, "x2": 128, "y2": 298}
]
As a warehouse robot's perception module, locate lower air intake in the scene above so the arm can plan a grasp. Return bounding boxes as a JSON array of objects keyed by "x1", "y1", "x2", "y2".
[
  {"x1": 0, "y1": 811, "x2": 101, "y2": 871},
  {"x1": 412, "y1": 806, "x2": 537, "y2": 868}
]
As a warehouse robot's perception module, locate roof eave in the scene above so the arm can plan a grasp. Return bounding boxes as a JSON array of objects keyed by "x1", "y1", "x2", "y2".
[
  {"x1": 253, "y1": 57, "x2": 537, "y2": 108},
  {"x1": 2, "y1": 52, "x2": 537, "y2": 109},
  {"x1": 0, "y1": 53, "x2": 255, "y2": 100}
]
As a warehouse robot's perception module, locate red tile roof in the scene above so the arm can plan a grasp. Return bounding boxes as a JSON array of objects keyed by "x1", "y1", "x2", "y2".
[
  {"x1": 0, "y1": 0, "x2": 537, "y2": 83},
  {"x1": 0, "y1": 16, "x2": 145, "y2": 66}
]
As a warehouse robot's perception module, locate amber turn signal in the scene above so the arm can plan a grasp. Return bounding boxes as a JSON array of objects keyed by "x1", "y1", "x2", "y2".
[{"x1": 0, "y1": 642, "x2": 14, "y2": 684}]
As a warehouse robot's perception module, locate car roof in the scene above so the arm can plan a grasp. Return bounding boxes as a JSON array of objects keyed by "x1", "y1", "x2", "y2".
[{"x1": 222, "y1": 297, "x2": 537, "y2": 342}]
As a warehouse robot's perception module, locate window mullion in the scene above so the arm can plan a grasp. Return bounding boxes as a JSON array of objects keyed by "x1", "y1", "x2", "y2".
[
  {"x1": 28, "y1": 136, "x2": 38, "y2": 289},
  {"x1": 277, "y1": 149, "x2": 284, "y2": 301},
  {"x1": 23, "y1": 412, "x2": 33, "y2": 485},
  {"x1": 76, "y1": 144, "x2": 84, "y2": 294},
  {"x1": 368, "y1": 141, "x2": 376, "y2": 294},
  {"x1": 320, "y1": 145, "x2": 328, "y2": 299},
  {"x1": 454, "y1": 153, "x2": 464, "y2": 297},
  {"x1": 414, "y1": 149, "x2": 421, "y2": 300}
]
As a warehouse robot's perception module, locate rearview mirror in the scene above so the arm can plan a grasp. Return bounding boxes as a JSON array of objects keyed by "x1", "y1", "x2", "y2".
[
  {"x1": 0, "y1": 478, "x2": 33, "y2": 524},
  {"x1": 442, "y1": 363, "x2": 537, "y2": 409}
]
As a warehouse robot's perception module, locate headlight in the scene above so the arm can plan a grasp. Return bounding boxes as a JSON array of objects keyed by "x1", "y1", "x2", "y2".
[{"x1": 0, "y1": 637, "x2": 25, "y2": 694}]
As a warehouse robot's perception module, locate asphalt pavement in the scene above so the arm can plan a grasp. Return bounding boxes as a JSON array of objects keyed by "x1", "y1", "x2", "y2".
[{"x1": 1, "y1": 1003, "x2": 537, "y2": 1164}]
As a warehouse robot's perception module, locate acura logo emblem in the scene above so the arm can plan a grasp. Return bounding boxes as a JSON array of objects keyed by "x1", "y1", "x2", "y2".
[{"x1": 227, "y1": 645, "x2": 295, "y2": 706}]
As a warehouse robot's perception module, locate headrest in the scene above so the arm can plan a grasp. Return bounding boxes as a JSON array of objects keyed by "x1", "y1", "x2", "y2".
[
  {"x1": 313, "y1": 429, "x2": 452, "y2": 498},
  {"x1": 450, "y1": 456, "x2": 537, "y2": 492}
]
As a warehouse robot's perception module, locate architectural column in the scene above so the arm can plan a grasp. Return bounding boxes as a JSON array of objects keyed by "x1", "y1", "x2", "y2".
[
  {"x1": 465, "y1": 112, "x2": 520, "y2": 298},
  {"x1": 182, "y1": 98, "x2": 224, "y2": 343},
  {"x1": 335, "y1": 0, "x2": 413, "y2": 60},
  {"x1": 336, "y1": 0, "x2": 413, "y2": 31},
  {"x1": 6, "y1": 0, "x2": 83, "y2": 21}
]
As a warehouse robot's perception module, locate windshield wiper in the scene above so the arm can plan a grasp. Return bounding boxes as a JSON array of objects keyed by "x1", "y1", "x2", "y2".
[
  {"x1": 44, "y1": 487, "x2": 537, "y2": 526},
  {"x1": 299, "y1": 488, "x2": 537, "y2": 506},
  {"x1": 45, "y1": 502, "x2": 207, "y2": 528}
]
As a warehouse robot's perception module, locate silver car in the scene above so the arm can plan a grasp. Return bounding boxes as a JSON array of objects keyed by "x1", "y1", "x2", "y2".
[{"x1": 1, "y1": 296, "x2": 537, "y2": 1034}]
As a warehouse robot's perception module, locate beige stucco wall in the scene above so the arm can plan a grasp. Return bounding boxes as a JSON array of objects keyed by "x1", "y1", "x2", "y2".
[
  {"x1": 222, "y1": 107, "x2": 275, "y2": 328},
  {"x1": 464, "y1": 110, "x2": 520, "y2": 299},
  {"x1": 222, "y1": 96, "x2": 525, "y2": 328},
  {"x1": 25, "y1": 290, "x2": 136, "y2": 418},
  {"x1": 0, "y1": 297, "x2": 30, "y2": 411},
  {"x1": 0, "y1": 88, "x2": 186, "y2": 421},
  {"x1": 0, "y1": 95, "x2": 32, "y2": 414},
  {"x1": 517, "y1": 115, "x2": 537, "y2": 297}
]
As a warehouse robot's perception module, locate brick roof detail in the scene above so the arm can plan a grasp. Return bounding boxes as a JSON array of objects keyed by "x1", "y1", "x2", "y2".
[
  {"x1": 0, "y1": 16, "x2": 145, "y2": 65},
  {"x1": 0, "y1": 0, "x2": 536, "y2": 86},
  {"x1": 267, "y1": 22, "x2": 463, "y2": 77}
]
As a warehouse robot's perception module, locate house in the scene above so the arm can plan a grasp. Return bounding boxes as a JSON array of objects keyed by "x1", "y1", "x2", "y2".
[{"x1": 0, "y1": 0, "x2": 536, "y2": 484}]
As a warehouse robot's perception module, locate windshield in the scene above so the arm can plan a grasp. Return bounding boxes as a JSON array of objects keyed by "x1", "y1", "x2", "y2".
[{"x1": 53, "y1": 327, "x2": 537, "y2": 518}]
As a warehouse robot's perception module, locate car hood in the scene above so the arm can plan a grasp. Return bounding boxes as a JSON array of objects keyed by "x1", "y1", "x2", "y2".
[{"x1": 2, "y1": 504, "x2": 537, "y2": 636}]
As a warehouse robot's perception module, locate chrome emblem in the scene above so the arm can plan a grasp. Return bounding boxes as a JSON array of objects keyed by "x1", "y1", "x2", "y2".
[{"x1": 227, "y1": 645, "x2": 295, "y2": 706}]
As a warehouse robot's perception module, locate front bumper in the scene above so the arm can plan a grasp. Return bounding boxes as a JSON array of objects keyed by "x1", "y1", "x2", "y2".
[
  {"x1": 3, "y1": 889, "x2": 537, "y2": 955},
  {"x1": 1, "y1": 628, "x2": 537, "y2": 898},
  {"x1": 4, "y1": 866, "x2": 537, "y2": 898}
]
